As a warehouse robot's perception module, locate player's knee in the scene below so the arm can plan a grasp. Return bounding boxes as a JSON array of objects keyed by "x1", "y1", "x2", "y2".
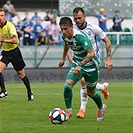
[
  {"x1": 64, "y1": 82, "x2": 73, "y2": 92},
  {"x1": 87, "y1": 89, "x2": 95, "y2": 97}
]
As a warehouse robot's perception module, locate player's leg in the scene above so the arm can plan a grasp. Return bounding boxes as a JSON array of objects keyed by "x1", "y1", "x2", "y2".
[
  {"x1": 0, "y1": 56, "x2": 9, "y2": 98},
  {"x1": 12, "y1": 47, "x2": 33, "y2": 101},
  {"x1": 85, "y1": 69, "x2": 107, "y2": 121},
  {"x1": 96, "y1": 82, "x2": 109, "y2": 99},
  {"x1": 17, "y1": 69, "x2": 33, "y2": 101},
  {"x1": 77, "y1": 77, "x2": 88, "y2": 118},
  {"x1": 64, "y1": 67, "x2": 82, "y2": 120}
]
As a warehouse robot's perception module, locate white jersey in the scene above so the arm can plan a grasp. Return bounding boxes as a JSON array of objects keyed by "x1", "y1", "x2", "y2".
[{"x1": 74, "y1": 22, "x2": 106, "y2": 62}]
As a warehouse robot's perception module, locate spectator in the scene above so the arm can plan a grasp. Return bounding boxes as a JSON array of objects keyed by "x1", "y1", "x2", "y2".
[
  {"x1": 15, "y1": 21, "x2": 23, "y2": 46},
  {"x1": 46, "y1": 17, "x2": 60, "y2": 36},
  {"x1": 5, "y1": 9, "x2": 12, "y2": 21},
  {"x1": 31, "y1": 12, "x2": 41, "y2": 25},
  {"x1": 44, "y1": 12, "x2": 51, "y2": 21},
  {"x1": 34, "y1": 19, "x2": 44, "y2": 39},
  {"x1": 3, "y1": 0, "x2": 20, "y2": 20},
  {"x1": 49, "y1": 29, "x2": 61, "y2": 46},
  {"x1": 15, "y1": 21, "x2": 23, "y2": 39},
  {"x1": 36, "y1": 31, "x2": 49, "y2": 46},
  {"x1": 21, "y1": 18, "x2": 34, "y2": 46},
  {"x1": 112, "y1": 10, "x2": 124, "y2": 32},
  {"x1": 22, "y1": 12, "x2": 30, "y2": 22},
  {"x1": 98, "y1": 8, "x2": 108, "y2": 32}
]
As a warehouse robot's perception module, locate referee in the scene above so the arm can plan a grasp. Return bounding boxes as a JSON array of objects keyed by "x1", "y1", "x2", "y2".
[{"x1": 0, "y1": 8, "x2": 33, "y2": 101}]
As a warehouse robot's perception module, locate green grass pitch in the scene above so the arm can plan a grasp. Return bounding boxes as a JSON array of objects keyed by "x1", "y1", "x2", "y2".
[{"x1": 0, "y1": 82, "x2": 132, "y2": 133}]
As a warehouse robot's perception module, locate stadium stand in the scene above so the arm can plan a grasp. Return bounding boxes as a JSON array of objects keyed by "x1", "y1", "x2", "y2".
[{"x1": 0, "y1": 0, "x2": 132, "y2": 68}]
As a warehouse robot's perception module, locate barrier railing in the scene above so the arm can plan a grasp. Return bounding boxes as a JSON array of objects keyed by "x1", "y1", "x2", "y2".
[{"x1": 106, "y1": 32, "x2": 133, "y2": 45}]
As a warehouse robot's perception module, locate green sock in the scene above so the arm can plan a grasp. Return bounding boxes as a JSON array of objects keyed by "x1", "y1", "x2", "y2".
[
  {"x1": 90, "y1": 91, "x2": 103, "y2": 109},
  {"x1": 64, "y1": 83, "x2": 73, "y2": 109}
]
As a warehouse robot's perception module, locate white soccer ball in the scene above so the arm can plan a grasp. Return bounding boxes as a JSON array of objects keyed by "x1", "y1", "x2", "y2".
[{"x1": 49, "y1": 108, "x2": 66, "y2": 124}]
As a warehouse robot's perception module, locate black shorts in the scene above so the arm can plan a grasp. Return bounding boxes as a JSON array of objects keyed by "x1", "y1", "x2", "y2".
[{"x1": 0, "y1": 47, "x2": 26, "y2": 71}]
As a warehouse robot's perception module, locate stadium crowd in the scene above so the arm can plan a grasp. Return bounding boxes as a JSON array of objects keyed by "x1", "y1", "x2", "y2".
[
  {"x1": 1, "y1": 0, "x2": 132, "y2": 46},
  {"x1": 3, "y1": 0, "x2": 63, "y2": 46}
]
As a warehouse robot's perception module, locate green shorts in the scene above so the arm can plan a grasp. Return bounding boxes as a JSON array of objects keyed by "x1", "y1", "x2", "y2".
[{"x1": 66, "y1": 64, "x2": 98, "y2": 90}]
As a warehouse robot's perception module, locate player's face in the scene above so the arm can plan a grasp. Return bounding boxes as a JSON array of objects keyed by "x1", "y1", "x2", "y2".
[
  {"x1": 60, "y1": 24, "x2": 73, "y2": 39},
  {"x1": 73, "y1": 11, "x2": 86, "y2": 28},
  {"x1": 0, "y1": 11, "x2": 6, "y2": 25}
]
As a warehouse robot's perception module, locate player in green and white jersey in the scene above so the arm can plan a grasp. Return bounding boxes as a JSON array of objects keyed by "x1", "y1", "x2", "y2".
[
  {"x1": 67, "y1": 7, "x2": 113, "y2": 118},
  {"x1": 59, "y1": 17, "x2": 107, "y2": 121}
]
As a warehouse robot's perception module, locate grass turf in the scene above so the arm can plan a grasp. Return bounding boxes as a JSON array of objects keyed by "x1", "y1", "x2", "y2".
[{"x1": 0, "y1": 82, "x2": 132, "y2": 133}]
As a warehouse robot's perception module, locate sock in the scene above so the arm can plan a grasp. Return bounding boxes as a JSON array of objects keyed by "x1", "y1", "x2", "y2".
[
  {"x1": 96, "y1": 83, "x2": 104, "y2": 91},
  {"x1": 80, "y1": 86, "x2": 88, "y2": 112},
  {"x1": 0, "y1": 73, "x2": 6, "y2": 92},
  {"x1": 22, "y1": 76, "x2": 32, "y2": 94},
  {"x1": 64, "y1": 82, "x2": 73, "y2": 109},
  {"x1": 66, "y1": 108, "x2": 72, "y2": 114},
  {"x1": 89, "y1": 91, "x2": 103, "y2": 109}
]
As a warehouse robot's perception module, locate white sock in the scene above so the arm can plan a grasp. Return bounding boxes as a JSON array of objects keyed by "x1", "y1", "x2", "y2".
[
  {"x1": 96, "y1": 83, "x2": 104, "y2": 91},
  {"x1": 79, "y1": 86, "x2": 88, "y2": 112}
]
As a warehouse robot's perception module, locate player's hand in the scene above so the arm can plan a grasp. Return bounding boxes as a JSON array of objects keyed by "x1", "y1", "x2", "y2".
[
  {"x1": 73, "y1": 66, "x2": 81, "y2": 76},
  {"x1": 105, "y1": 58, "x2": 113, "y2": 72},
  {"x1": 58, "y1": 60, "x2": 65, "y2": 68}
]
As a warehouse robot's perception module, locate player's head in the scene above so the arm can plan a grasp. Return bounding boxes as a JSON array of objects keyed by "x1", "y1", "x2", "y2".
[
  {"x1": 73, "y1": 7, "x2": 86, "y2": 29},
  {"x1": 59, "y1": 17, "x2": 73, "y2": 39},
  {"x1": 0, "y1": 8, "x2": 6, "y2": 25}
]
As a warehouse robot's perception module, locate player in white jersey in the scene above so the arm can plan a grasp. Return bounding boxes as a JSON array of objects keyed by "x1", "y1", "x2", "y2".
[{"x1": 67, "y1": 7, "x2": 113, "y2": 118}]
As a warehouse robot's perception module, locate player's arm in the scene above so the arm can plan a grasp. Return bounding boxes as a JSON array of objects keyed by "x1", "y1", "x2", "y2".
[
  {"x1": 80, "y1": 46, "x2": 95, "y2": 65},
  {"x1": 59, "y1": 42, "x2": 69, "y2": 68},
  {"x1": 73, "y1": 35, "x2": 95, "y2": 75},
  {"x1": 102, "y1": 36, "x2": 113, "y2": 71},
  {"x1": 73, "y1": 45, "x2": 95, "y2": 76},
  {"x1": 2, "y1": 35, "x2": 18, "y2": 44},
  {"x1": 67, "y1": 49, "x2": 73, "y2": 64}
]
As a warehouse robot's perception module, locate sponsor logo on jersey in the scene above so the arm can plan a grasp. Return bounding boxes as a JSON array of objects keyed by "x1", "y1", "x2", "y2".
[
  {"x1": 10, "y1": 28, "x2": 17, "y2": 35},
  {"x1": 84, "y1": 42, "x2": 88, "y2": 46},
  {"x1": 88, "y1": 31, "x2": 91, "y2": 36}
]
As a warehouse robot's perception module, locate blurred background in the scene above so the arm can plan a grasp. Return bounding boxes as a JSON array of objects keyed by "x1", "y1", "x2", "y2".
[{"x1": 0, "y1": 0, "x2": 132, "y2": 82}]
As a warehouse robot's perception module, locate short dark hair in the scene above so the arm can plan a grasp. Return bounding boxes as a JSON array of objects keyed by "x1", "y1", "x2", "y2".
[
  {"x1": 59, "y1": 17, "x2": 73, "y2": 27},
  {"x1": 115, "y1": 10, "x2": 120, "y2": 13},
  {"x1": 73, "y1": 7, "x2": 85, "y2": 15}
]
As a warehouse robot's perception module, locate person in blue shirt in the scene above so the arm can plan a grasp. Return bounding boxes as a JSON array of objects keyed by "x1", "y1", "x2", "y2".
[
  {"x1": 34, "y1": 19, "x2": 44, "y2": 39},
  {"x1": 112, "y1": 10, "x2": 124, "y2": 32},
  {"x1": 21, "y1": 18, "x2": 34, "y2": 45},
  {"x1": 98, "y1": 8, "x2": 109, "y2": 32},
  {"x1": 31, "y1": 12, "x2": 41, "y2": 25}
]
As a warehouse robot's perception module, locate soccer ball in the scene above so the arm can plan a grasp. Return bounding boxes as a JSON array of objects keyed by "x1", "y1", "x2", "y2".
[{"x1": 49, "y1": 108, "x2": 66, "y2": 124}]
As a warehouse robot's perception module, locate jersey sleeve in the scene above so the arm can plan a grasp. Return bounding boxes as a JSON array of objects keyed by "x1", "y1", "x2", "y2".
[
  {"x1": 92, "y1": 24, "x2": 106, "y2": 39},
  {"x1": 8, "y1": 22, "x2": 17, "y2": 38},
  {"x1": 78, "y1": 35, "x2": 93, "y2": 50}
]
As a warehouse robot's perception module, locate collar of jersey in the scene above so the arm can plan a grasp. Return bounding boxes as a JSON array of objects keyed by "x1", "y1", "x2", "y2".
[
  {"x1": 78, "y1": 21, "x2": 87, "y2": 30},
  {"x1": 0, "y1": 21, "x2": 7, "y2": 28}
]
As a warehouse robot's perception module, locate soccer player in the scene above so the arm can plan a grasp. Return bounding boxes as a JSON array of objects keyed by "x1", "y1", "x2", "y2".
[
  {"x1": 59, "y1": 17, "x2": 107, "y2": 121},
  {"x1": 0, "y1": 8, "x2": 33, "y2": 101},
  {"x1": 68, "y1": 7, "x2": 113, "y2": 118}
]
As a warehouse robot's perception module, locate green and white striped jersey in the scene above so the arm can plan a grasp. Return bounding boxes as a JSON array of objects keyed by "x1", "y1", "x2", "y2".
[{"x1": 63, "y1": 29, "x2": 99, "y2": 72}]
